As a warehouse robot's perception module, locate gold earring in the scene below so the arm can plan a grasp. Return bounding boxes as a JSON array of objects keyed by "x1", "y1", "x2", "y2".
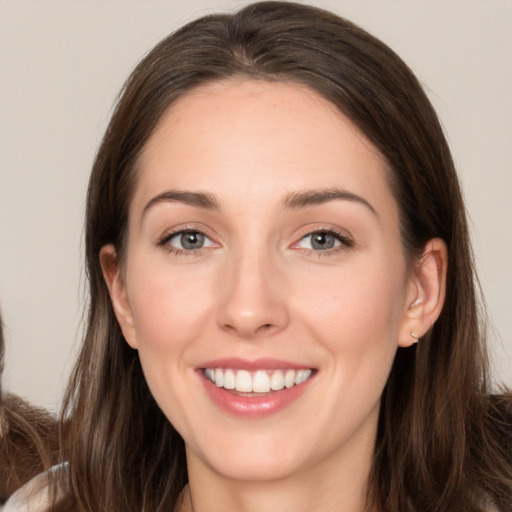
[{"x1": 410, "y1": 331, "x2": 419, "y2": 343}]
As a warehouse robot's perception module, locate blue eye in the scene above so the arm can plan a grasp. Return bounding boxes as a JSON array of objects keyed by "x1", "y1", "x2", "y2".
[
  {"x1": 296, "y1": 230, "x2": 352, "y2": 252},
  {"x1": 161, "y1": 230, "x2": 215, "y2": 251}
]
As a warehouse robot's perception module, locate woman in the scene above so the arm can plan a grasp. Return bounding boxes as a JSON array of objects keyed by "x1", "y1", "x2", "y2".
[{"x1": 6, "y1": 1, "x2": 511, "y2": 511}]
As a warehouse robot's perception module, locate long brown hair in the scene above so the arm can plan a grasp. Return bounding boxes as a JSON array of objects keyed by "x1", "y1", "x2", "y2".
[
  {"x1": 58, "y1": 2, "x2": 511, "y2": 511},
  {"x1": 0, "y1": 312, "x2": 63, "y2": 503}
]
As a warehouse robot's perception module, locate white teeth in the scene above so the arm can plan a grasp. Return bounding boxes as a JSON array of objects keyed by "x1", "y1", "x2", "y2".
[
  {"x1": 204, "y1": 367, "x2": 313, "y2": 393},
  {"x1": 223, "y1": 369, "x2": 236, "y2": 390},
  {"x1": 270, "y1": 370, "x2": 285, "y2": 391},
  {"x1": 235, "y1": 370, "x2": 252, "y2": 392},
  {"x1": 284, "y1": 369, "x2": 296, "y2": 388},
  {"x1": 214, "y1": 368, "x2": 224, "y2": 388},
  {"x1": 295, "y1": 369, "x2": 312, "y2": 385},
  {"x1": 252, "y1": 371, "x2": 271, "y2": 393}
]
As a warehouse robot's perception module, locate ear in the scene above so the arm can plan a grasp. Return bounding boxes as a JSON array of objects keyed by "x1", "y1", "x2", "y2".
[
  {"x1": 398, "y1": 238, "x2": 448, "y2": 347},
  {"x1": 99, "y1": 244, "x2": 138, "y2": 349}
]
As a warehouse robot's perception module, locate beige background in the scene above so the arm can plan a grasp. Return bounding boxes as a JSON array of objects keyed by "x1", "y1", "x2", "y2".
[{"x1": 1, "y1": 0, "x2": 511, "y2": 411}]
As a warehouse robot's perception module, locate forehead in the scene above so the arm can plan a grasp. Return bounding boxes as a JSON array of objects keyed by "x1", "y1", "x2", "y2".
[{"x1": 133, "y1": 79, "x2": 395, "y2": 218}]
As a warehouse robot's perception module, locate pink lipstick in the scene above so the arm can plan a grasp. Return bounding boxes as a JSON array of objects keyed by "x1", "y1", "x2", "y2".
[{"x1": 197, "y1": 358, "x2": 316, "y2": 417}]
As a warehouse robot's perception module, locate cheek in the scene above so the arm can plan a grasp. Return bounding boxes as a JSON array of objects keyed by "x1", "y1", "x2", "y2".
[
  {"x1": 293, "y1": 255, "x2": 406, "y2": 403},
  {"x1": 296, "y1": 257, "x2": 406, "y2": 343},
  {"x1": 125, "y1": 263, "x2": 214, "y2": 432},
  {"x1": 127, "y1": 262, "x2": 213, "y2": 351}
]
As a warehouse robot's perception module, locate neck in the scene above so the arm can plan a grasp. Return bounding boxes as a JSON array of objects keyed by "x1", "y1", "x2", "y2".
[{"x1": 180, "y1": 430, "x2": 376, "y2": 512}]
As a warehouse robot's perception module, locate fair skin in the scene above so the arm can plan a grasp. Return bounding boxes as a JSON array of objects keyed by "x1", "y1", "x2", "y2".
[{"x1": 101, "y1": 80, "x2": 447, "y2": 512}]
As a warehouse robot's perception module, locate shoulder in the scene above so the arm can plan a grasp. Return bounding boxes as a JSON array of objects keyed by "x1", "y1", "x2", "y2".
[{"x1": 1, "y1": 463, "x2": 68, "y2": 512}]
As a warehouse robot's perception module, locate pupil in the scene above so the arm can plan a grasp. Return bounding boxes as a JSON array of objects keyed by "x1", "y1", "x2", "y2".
[
  {"x1": 311, "y1": 232, "x2": 334, "y2": 250},
  {"x1": 181, "y1": 232, "x2": 204, "y2": 250}
]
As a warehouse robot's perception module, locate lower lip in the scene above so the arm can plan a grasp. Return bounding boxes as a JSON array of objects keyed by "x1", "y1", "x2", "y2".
[{"x1": 200, "y1": 373, "x2": 314, "y2": 418}]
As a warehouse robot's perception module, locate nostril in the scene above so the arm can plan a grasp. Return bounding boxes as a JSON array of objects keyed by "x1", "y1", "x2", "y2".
[{"x1": 255, "y1": 323, "x2": 276, "y2": 335}]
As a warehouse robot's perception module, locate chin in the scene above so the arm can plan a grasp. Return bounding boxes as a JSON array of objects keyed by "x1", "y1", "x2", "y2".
[
  {"x1": 205, "y1": 450, "x2": 308, "y2": 482},
  {"x1": 186, "y1": 425, "x2": 325, "y2": 483}
]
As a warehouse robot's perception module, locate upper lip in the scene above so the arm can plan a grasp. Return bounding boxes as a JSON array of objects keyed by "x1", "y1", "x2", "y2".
[{"x1": 197, "y1": 357, "x2": 315, "y2": 371}]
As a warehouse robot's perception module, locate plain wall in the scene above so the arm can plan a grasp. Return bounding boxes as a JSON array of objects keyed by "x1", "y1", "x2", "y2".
[{"x1": 1, "y1": 0, "x2": 511, "y2": 411}]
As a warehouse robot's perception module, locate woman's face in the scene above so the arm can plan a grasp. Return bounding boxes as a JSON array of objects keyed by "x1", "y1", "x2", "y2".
[{"x1": 104, "y1": 80, "x2": 420, "y2": 483}]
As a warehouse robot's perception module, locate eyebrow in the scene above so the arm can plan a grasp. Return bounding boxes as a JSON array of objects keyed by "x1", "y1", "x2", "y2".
[
  {"x1": 141, "y1": 186, "x2": 377, "y2": 220},
  {"x1": 283, "y1": 188, "x2": 377, "y2": 215},
  {"x1": 142, "y1": 189, "x2": 220, "y2": 219}
]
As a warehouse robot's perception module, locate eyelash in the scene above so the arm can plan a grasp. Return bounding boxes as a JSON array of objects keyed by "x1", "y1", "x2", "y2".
[
  {"x1": 156, "y1": 227, "x2": 354, "y2": 257},
  {"x1": 157, "y1": 227, "x2": 215, "y2": 256},
  {"x1": 293, "y1": 227, "x2": 354, "y2": 257}
]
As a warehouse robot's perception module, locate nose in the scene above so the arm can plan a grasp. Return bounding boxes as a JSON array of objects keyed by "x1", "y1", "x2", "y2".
[{"x1": 216, "y1": 251, "x2": 289, "y2": 340}]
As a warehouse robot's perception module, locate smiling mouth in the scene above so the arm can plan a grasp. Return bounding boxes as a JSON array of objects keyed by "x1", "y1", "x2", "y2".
[{"x1": 203, "y1": 368, "x2": 314, "y2": 393}]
